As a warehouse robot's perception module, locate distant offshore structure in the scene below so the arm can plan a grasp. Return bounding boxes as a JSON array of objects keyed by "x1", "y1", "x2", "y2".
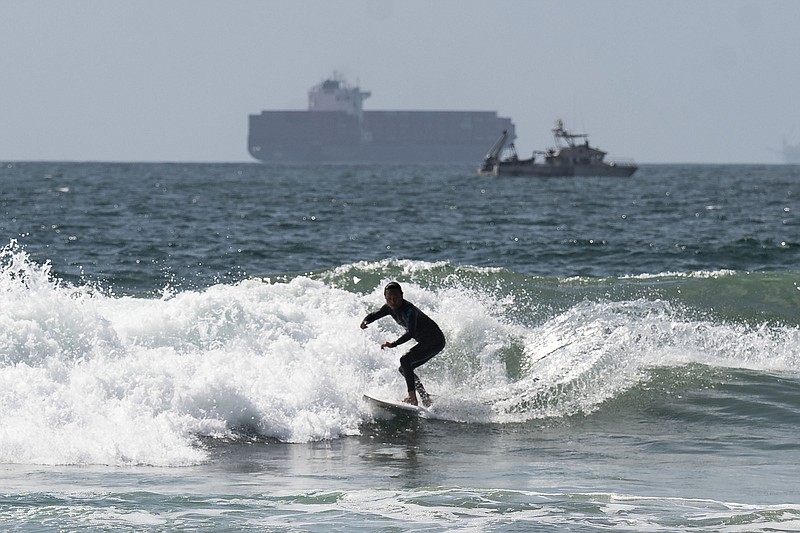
[
  {"x1": 782, "y1": 140, "x2": 800, "y2": 164},
  {"x1": 248, "y1": 75, "x2": 515, "y2": 163}
]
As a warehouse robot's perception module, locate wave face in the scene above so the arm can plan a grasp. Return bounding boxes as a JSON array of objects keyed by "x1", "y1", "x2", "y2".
[{"x1": 3, "y1": 243, "x2": 799, "y2": 466}]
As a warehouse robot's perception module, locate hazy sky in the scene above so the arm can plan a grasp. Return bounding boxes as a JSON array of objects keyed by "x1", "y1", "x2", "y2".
[{"x1": 2, "y1": 0, "x2": 799, "y2": 163}]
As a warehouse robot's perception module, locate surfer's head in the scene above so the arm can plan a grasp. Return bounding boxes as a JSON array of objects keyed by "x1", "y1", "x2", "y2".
[
  {"x1": 384, "y1": 282, "x2": 402, "y2": 294},
  {"x1": 383, "y1": 282, "x2": 403, "y2": 310}
]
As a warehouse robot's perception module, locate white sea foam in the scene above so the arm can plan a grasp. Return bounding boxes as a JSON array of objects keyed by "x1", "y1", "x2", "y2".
[
  {"x1": 619, "y1": 269, "x2": 739, "y2": 280},
  {"x1": 2, "y1": 242, "x2": 799, "y2": 466},
  {"x1": 0, "y1": 245, "x2": 523, "y2": 465},
  {"x1": 481, "y1": 297, "x2": 800, "y2": 424}
]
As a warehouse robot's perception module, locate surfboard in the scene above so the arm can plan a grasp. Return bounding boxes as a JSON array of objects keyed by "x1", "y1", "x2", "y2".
[{"x1": 363, "y1": 394, "x2": 429, "y2": 417}]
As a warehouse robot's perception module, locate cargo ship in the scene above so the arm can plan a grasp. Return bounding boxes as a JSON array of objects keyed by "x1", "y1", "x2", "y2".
[{"x1": 248, "y1": 75, "x2": 516, "y2": 163}]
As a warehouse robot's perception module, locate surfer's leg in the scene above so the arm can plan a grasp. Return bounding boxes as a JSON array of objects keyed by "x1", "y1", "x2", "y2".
[
  {"x1": 413, "y1": 375, "x2": 431, "y2": 406},
  {"x1": 398, "y1": 355, "x2": 418, "y2": 396},
  {"x1": 398, "y1": 339, "x2": 445, "y2": 406}
]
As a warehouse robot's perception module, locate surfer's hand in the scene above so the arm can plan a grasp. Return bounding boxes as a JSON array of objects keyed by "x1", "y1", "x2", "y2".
[
  {"x1": 360, "y1": 321, "x2": 368, "y2": 329},
  {"x1": 380, "y1": 341, "x2": 394, "y2": 350}
]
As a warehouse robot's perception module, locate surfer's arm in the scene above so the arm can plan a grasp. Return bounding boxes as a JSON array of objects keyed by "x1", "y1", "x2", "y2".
[
  {"x1": 381, "y1": 333, "x2": 410, "y2": 350},
  {"x1": 383, "y1": 306, "x2": 416, "y2": 347},
  {"x1": 398, "y1": 306, "x2": 418, "y2": 343},
  {"x1": 388, "y1": 332, "x2": 412, "y2": 347},
  {"x1": 361, "y1": 305, "x2": 391, "y2": 328},
  {"x1": 381, "y1": 304, "x2": 417, "y2": 347}
]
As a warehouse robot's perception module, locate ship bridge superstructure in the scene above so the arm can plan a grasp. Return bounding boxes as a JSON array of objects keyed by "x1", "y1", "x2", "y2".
[{"x1": 308, "y1": 75, "x2": 371, "y2": 120}]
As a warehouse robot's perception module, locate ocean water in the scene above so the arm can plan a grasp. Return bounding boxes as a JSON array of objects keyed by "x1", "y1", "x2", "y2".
[{"x1": 1, "y1": 161, "x2": 800, "y2": 531}]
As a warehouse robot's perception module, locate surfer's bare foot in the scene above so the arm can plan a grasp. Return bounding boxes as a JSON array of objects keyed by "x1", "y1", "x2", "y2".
[{"x1": 402, "y1": 394, "x2": 418, "y2": 406}]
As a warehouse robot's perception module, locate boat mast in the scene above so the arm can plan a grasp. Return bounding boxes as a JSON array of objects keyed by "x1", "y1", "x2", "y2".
[{"x1": 552, "y1": 119, "x2": 588, "y2": 148}]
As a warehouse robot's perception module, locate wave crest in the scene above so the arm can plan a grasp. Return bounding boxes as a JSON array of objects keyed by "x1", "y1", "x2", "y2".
[{"x1": 2, "y1": 248, "x2": 800, "y2": 465}]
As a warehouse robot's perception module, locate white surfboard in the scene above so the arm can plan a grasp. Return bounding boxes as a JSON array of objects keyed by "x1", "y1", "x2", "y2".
[{"x1": 363, "y1": 394, "x2": 429, "y2": 417}]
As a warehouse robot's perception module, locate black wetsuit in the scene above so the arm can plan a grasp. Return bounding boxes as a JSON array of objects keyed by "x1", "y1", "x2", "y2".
[{"x1": 363, "y1": 300, "x2": 446, "y2": 400}]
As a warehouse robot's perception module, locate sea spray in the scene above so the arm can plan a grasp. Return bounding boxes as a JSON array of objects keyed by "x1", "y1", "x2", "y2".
[
  {"x1": 0, "y1": 247, "x2": 522, "y2": 464},
  {"x1": 3, "y1": 243, "x2": 800, "y2": 466},
  {"x1": 489, "y1": 297, "x2": 800, "y2": 423}
]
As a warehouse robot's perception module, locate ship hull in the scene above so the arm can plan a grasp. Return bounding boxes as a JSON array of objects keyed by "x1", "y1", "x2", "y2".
[
  {"x1": 250, "y1": 141, "x2": 498, "y2": 164},
  {"x1": 481, "y1": 160, "x2": 637, "y2": 177},
  {"x1": 248, "y1": 110, "x2": 515, "y2": 163}
]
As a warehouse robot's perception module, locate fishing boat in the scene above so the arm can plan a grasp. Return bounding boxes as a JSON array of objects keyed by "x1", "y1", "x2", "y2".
[{"x1": 478, "y1": 120, "x2": 637, "y2": 177}]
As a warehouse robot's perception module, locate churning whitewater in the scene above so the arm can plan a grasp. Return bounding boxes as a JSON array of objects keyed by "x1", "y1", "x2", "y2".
[{"x1": 3, "y1": 242, "x2": 799, "y2": 468}]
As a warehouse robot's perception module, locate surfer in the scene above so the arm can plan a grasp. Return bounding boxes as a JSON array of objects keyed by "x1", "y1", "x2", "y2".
[{"x1": 360, "y1": 282, "x2": 445, "y2": 407}]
